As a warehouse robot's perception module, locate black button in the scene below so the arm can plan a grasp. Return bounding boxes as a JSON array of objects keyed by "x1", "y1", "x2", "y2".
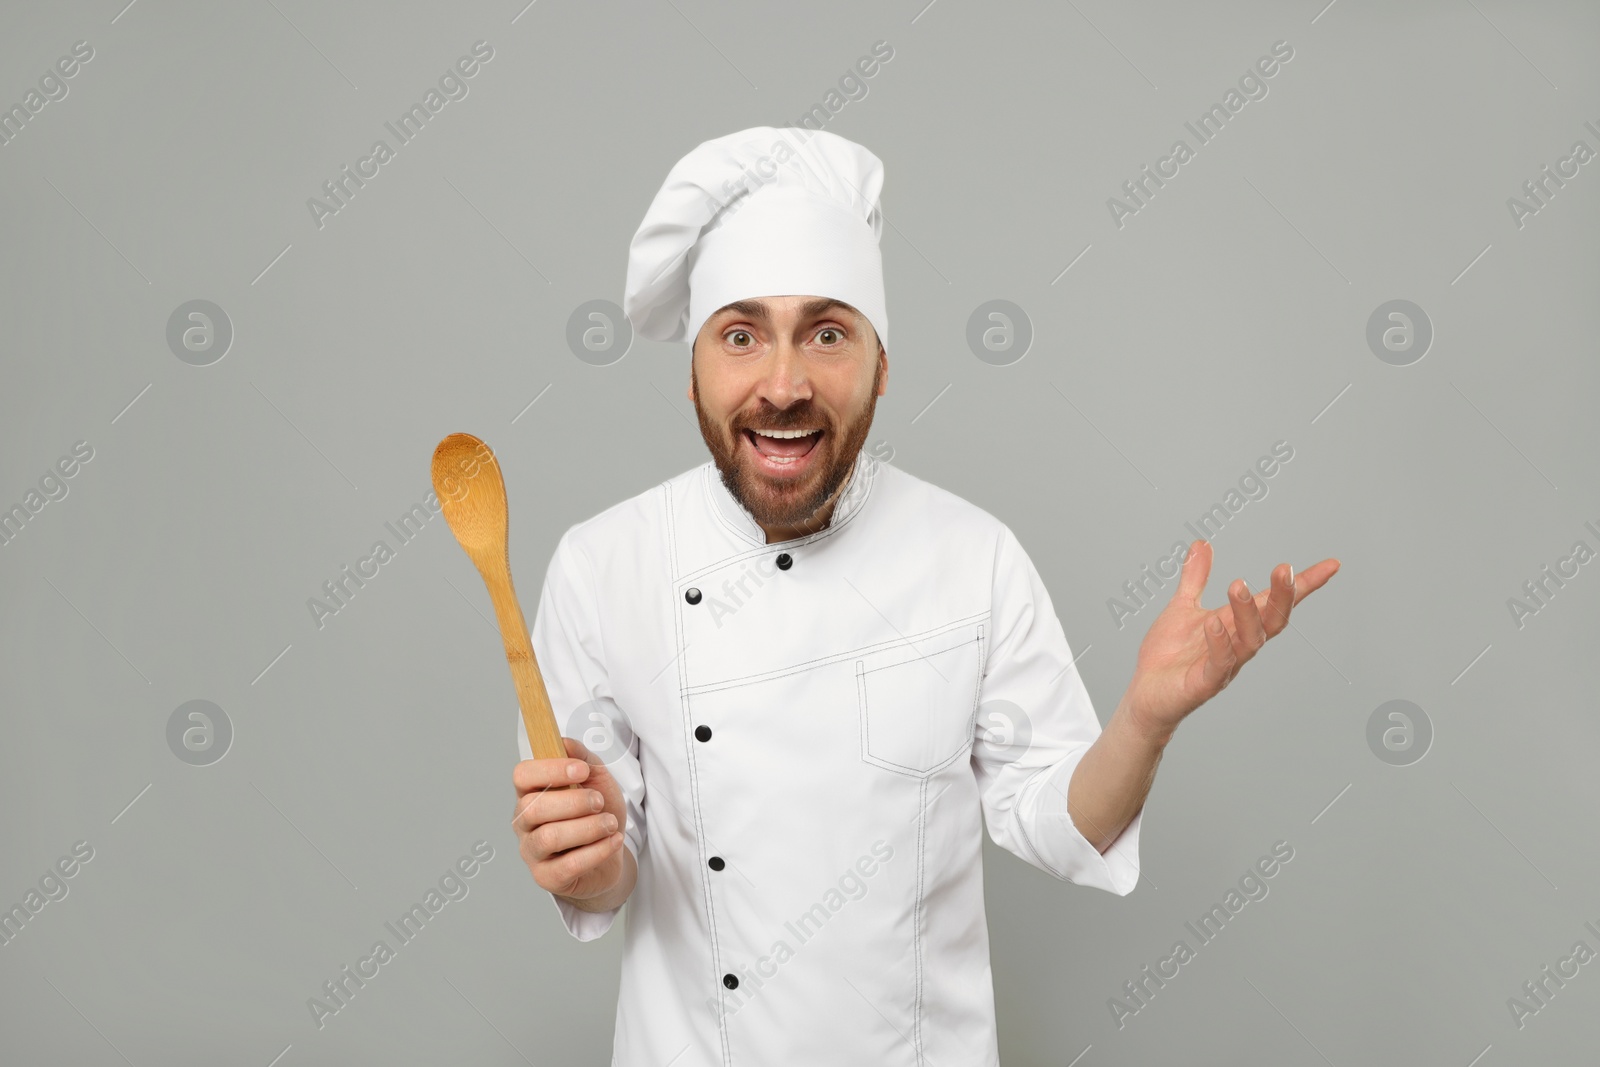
[
  {"x1": 685, "y1": 587, "x2": 702, "y2": 605},
  {"x1": 708, "y1": 856, "x2": 725, "y2": 871},
  {"x1": 775, "y1": 553, "x2": 792, "y2": 570},
  {"x1": 723, "y1": 973, "x2": 739, "y2": 989},
  {"x1": 695, "y1": 725, "x2": 712, "y2": 742}
]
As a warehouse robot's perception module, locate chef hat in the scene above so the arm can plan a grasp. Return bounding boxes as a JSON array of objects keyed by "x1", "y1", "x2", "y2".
[{"x1": 624, "y1": 125, "x2": 889, "y2": 351}]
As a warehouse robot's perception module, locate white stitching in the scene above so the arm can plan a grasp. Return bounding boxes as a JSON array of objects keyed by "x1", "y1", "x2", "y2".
[
  {"x1": 913, "y1": 775, "x2": 927, "y2": 1064},
  {"x1": 685, "y1": 611, "x2": 990, "y2": 696},
  {"x1": 668, "y1": 484, "x2": 733, "y2": 1065},
  {"x1": 857, "y1": 628, "x2": 986, "y2": 778}
]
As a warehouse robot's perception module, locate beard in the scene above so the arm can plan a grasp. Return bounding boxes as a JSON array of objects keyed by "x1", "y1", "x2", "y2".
[{"x1": 693, "y1": 359, "x2": 881, "y2": 536}]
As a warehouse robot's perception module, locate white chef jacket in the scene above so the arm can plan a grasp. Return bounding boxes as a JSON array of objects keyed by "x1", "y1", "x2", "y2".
[{"x1": 520, "y1": 450, "x2": 1141, "y2": 1066}]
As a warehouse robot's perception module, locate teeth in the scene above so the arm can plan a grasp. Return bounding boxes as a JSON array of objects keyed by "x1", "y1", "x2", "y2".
[{"x1": 751, "y1": 428, "x2": 817, "y2": 439}]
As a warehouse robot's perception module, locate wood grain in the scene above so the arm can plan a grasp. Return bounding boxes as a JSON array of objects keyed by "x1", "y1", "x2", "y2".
[{"x1": 431, "y1": 432, "x2": 566, "y2": 761}]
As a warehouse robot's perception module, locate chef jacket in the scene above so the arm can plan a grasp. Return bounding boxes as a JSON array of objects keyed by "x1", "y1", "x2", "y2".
[{"x1": 521, "y1": 450, "x2": 1142, "y2": 1066}]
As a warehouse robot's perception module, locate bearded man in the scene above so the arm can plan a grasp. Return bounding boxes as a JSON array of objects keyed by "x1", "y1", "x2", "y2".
[{"x1": 510, "y1": 125, "x2": 1339, "y2": 1065}]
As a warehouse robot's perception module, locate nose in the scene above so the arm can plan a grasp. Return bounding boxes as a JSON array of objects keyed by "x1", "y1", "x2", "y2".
[{"x1": 755, "y1": 333, "x2": 812, "y2": 411}]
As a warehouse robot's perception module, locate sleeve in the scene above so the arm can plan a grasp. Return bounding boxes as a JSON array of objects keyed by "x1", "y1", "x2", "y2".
[
  {"x1": 970, "y1": 525, "x2": 1141, "y2": 896},
  {"x1": 521, "y1": 529, "x2": 648, "y2": 941}
]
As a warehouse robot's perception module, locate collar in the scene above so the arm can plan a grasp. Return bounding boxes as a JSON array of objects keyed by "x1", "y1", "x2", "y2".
[{"x1": 705, "y1": 448, "x2": 879, "y2": 547}]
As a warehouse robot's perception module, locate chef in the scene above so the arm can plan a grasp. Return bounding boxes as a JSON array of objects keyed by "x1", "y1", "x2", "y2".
[{"x1": 512, "y1": 125, "x2": 1339, "y2": 1065}]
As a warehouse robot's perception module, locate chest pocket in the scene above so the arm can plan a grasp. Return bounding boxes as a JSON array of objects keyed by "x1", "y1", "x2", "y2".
[{"x1": 855, "y1": 620, "x2": 986, "y2": 779}]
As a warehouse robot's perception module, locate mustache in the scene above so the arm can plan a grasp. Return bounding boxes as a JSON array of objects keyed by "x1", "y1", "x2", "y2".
[{"x1": 733, "y1": 406, "x2": 831, "y2": 433}]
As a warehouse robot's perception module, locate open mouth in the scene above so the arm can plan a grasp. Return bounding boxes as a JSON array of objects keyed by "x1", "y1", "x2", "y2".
[{"x1": 741, "y1": 427, "x2": 824, "y2": 474}]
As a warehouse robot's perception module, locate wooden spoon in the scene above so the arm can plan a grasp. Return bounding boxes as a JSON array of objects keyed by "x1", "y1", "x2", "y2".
[{"x1": 431, "y1": 432, "x2": 565, "y2": 761}]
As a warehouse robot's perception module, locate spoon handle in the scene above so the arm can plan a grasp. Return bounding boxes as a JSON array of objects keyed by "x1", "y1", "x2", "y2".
[{"x1": 481, "y1": 569, "x2": 566, "y2": 761}]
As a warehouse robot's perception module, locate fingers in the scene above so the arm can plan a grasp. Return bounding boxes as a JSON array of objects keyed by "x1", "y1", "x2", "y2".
[
  {"x1": 524, "y1": 809, "x2": 620, "y2": 864},
  {"x1": 563, "y1": 735, "x2": 599, "y2": 764},
  {"x1": 1259, "y1": 556, "x2": 1337, "y2": 622},
  {"x1": 1289, "y1": 557, "x2": 1340, "y2": 604},
  {"x1": 513, "y1": 785, "x2": 607, "y2": 835},
  {"x1": 1257, "y1": 562, "x2": 1295, "y2": 634},
  {"x1": 1242, "y1": 562, "x2": 1294, "y2": 638},
  {"x1": 512, "y1": 753, "x2": 591, "y2": 795},
  {"x1": 531, "y1": 830, "x2": 625, "y2": 892},
  {"x1": 1230, "y1": 578, "x2": 1266, "y2": 654},
  {"x1": 1196, "y1": 555, "x2": 1336, "y2": 695},
  {"x1": 1200, "y1": 612, "x2": 1237, "y2": 691}
]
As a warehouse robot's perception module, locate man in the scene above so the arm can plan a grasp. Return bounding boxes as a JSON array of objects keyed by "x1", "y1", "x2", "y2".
[{"x1": 511, "y1": 126, "x2": 1338, "y2": 1064}]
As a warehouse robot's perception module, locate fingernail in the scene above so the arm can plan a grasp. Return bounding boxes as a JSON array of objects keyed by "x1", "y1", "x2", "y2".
[
  {"x1": 603, "y1": 814, "x2": 617, "y2": 831},
  {"x1": 567, "y1": 762, "x2": 584, "y2": 780},
  {"x1": 590, "y1": 791, "x2": 603, "y2": 811}
]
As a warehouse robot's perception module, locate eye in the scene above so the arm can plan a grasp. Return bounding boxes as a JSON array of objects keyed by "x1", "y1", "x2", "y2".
[
  {"x1": 726, "y1": 329, "x2": 754, "y2": 348},
  {"x1": 815, "y1": 327, "x2": 843, "y2": 345}
]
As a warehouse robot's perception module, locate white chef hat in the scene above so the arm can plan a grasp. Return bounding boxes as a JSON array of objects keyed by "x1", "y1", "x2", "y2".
[{"x1": 623, "y1": 125, "x2": 888, "y2": 352}]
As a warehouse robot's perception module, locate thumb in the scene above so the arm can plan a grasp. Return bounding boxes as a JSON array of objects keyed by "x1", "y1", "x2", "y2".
[
  {"x1": 563, "y1": 736, "x2": 625, "y2": 809},
  {"x1": 1174, "y1": 539, "x2": 1212, "y2": 607}
]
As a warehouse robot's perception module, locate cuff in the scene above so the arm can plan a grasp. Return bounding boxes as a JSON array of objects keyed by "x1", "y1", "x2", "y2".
[
  {"x1": 1025, "y1": 744, "x2": 1143, "y2": 896},
  {"x1": 550, "y1": 891, "x2": 622, "y2": 942}
]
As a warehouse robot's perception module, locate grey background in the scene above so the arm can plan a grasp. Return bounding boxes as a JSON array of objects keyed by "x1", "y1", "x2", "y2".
[{"x1": 2, "y1": 0, "x2": 1596, "y2": 1063}]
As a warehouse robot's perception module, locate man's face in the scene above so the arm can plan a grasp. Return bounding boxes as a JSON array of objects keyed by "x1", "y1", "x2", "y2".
[{"x1": 690, "y1": 295, "x2": 887, "y2": 537}]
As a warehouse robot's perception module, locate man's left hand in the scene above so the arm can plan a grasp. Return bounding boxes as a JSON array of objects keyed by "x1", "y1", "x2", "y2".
[{"x1": 1122, "y1": 539, "x2": 1340, "y2": 744}]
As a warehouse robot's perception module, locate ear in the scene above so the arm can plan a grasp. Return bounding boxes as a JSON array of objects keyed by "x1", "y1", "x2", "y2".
[
  {"x1": 876, "y1": 344, "x2": 888, "y2": 396},
  {"x1": 686, "y1": 345, "x2": 697, "y2": 404}
]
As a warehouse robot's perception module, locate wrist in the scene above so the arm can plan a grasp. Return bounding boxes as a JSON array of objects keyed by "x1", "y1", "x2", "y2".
[{"x1": 1115, "y1": 692, "x2": 1176, "y2": 751}]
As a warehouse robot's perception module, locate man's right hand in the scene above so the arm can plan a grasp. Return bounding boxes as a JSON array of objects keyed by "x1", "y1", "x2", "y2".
[{"x1": 512, "y1": 737, "x2": 634, "y2": 911}]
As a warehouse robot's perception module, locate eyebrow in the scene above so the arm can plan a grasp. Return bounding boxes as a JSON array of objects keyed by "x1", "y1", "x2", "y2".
[{"x1": 715, "y1": 297, "x2": 859, "y2": 322}]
